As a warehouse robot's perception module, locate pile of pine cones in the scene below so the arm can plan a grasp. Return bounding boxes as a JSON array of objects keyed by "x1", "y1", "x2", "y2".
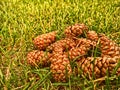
[{"x1": 27, "y1": 24, "x2": 120, "y2": 82}]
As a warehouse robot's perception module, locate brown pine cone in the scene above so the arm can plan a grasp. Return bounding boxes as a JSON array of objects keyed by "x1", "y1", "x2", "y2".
[
  {"x1": 50, "y1": 53, "x2": 72, "y2": 82},
  {"x1": 65, "y1": 38, "x2": 92, "y2": 60},
  {"x1": 46, "y1": 38, "x2": 76, "y2": 54},
  {"x1": 27, "y1": 50, "x2": 51, "y2": 67},
  {"x1": 33, "y1": 31, "x2": 57, "y2": 50},
  {"x1": 86, "y1": 31, "x2": 99, "y2": 47},
  {"x1": 87, "y1": 31, "x2": 99, "y2": 42},
  {"x1": 64, "y1": 23, "x2": 88, "y2": 38},
  {"x1": 99, "y1": 34, "x2": 120, "y2": 58},
  {"x1": 66, "y1": 45, "x2": 91, "y2": 60},
  {"x1": 76, "y1": 56, "x2": 120, "y2": 79},
  {"x1": 74, "y1": 38, "x2": 92, "y2": 47}
]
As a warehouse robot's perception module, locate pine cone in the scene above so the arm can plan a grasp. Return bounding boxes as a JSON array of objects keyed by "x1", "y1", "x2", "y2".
[
  {"x1": 66, "y1": 46, "x2": 90, "y2": 60},
  {"x1": 99, "y1": 34, "x2": 120, "y2": 58},
  {"x1": 46, "y1": 38, "x2": 76, "y2": 54},
  {"x1": 64, "y1": 23, "x2": 88, "y2": 38},
  {"x1": 50, "y1": 53, "x2": 72, "y2": 82},
  {"x1": 87, "y1": 31, "x2": 98, "y2": 42},
  {"x1": 27, "y1": 50, "x2": 51, "y2": 67},
  {"x1": 74, "y1": 38, "x2": 92, "y2": 47},
  {"x1": 76, "y1": 56, "x2": 120, "y2": 79},
  {"x1": 33, "y1": 31, "x2": 57, "y2": 50},
  {"x1": 66, "y1": 38, "x2": 92, "y2": 60},
  {"x1": 86, "y1": 31, "x2": 99, "y2": 47}
]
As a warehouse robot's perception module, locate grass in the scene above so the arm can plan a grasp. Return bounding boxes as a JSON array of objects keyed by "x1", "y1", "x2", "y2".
[{"x1": 0, "y1": 0, "x2": 120, "y2": 89}]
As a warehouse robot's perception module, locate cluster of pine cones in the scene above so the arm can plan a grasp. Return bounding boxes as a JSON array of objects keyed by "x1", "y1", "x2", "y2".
[{"x1": 27, "y1": 23, "x2": 120, "y2": 82}]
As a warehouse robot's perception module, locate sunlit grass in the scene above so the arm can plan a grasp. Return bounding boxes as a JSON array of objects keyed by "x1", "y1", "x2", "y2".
[{"x1": 0, "y1": 0, "x2": 120, "y2": 89}]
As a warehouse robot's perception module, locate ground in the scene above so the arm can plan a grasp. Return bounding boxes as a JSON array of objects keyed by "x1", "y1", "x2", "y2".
[{"x1": 0, "y1": 0, "x2": 120, "y2": 90}]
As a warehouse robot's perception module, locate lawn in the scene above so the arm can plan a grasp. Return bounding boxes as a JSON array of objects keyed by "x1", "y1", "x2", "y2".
[{"x1": 0, "y1": 0, "x2": 120, "y2": 89}]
